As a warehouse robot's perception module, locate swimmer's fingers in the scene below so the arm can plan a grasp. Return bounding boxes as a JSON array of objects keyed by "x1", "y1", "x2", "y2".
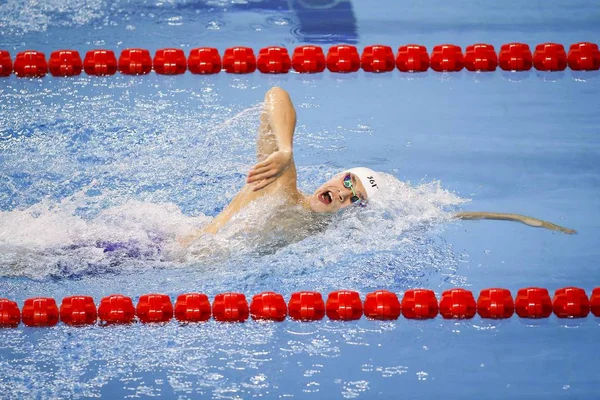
[
  {"x1": 251, "y1": 158, "x2": 271, "y2": 171},
  {"x1": 252, "y1": 177, "x2": 277, "y2": 191},
  {"x1": 247, "y1": 166, "x2": 276, "y2": 183},
  {"x1": 247, "y1": 164, "x2": 271, "y2": 181},
  {"x1": 247, "y1": 150, "x2": 291, "y2": 184},
  {"x1": 249, "y1": 169, "x2": 277, "y2": 184}
]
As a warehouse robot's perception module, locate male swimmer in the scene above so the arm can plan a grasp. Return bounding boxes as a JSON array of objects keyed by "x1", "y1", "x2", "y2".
[{"x1": 182, "y1": 86, "x2": 575, "y2": 246}]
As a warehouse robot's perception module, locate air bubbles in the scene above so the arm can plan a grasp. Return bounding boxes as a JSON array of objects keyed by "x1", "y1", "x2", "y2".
[
  {"x1": 416, "y1": 371, "x2": 429, "y2": 381},
  {"x1": 251, "y1": 24, "x2": 267, "y2": 32},
  {"x1": 166, "y1": 16, "x2": 183, "y2": 26},
  {"x1": 267, "y1": 17, "x2": 293, "y2": 26},
  {"x1": 340, "y1": 380, "x2": 369, "y2": 398},
  {"x1": 206, "y1": 20, "x2": 222, "y2": 30}
]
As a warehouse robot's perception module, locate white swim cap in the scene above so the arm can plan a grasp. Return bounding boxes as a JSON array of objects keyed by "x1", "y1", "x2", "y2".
[{"x1": 344, "y1": 167, "x2": 381, "y2": 199}]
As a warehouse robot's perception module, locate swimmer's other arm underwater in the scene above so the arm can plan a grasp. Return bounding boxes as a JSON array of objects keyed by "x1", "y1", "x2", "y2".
[{"x1": 180, "y1": 86, "x2": 575, "y2": 246}]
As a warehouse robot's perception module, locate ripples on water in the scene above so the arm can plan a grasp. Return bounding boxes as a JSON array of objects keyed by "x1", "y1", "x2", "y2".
[
  {"x1": 0, "y1": 2, "x2": 477, "y2": 398},
  {"x1": 0, "y1": 76, "x2": 467, "y2": 282},
  {"x1": 0, "y1": 74, "x2": 468, "y2": 398}
]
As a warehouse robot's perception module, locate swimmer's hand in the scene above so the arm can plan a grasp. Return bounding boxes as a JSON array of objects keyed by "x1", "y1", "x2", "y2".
[{"x1": 247, "y1": 150, "x2": 292, "y2": 191}]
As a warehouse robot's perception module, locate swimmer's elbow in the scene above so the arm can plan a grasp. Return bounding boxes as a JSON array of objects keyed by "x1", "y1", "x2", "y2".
[
  {"x1": 266, "y1": 86, "x2": 289, "y2": 98},
  {"x1": 266, "y1": 87, "x2": 292, "y2": 106}
]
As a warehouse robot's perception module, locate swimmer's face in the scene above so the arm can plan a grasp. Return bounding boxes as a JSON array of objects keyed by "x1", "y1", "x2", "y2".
[{"x1": 308, "y1": 173, "x2": 368, "y2": 213}]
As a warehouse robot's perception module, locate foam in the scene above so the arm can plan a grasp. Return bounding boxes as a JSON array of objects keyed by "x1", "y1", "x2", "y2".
[
  {"x1": 0, "y1": 83, "x2": 469, "y2": 280},
  {"x1": 283, "y1": 172, "x2": 469, "y2": 266},
  {"x1": 0, "y1": 189, "x2": 207, "y2": 279},
  {"x1": 0, "y1": 171, "x2": 468, "y2": 280}
]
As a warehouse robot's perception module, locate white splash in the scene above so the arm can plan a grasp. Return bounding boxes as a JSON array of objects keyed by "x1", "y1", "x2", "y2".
[{"x1": 0, "y1": 171, "x2": 467, "y2": 280}]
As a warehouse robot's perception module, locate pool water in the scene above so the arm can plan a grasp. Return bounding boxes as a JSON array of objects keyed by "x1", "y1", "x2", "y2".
[{"x1": 1, "y1": 0, "x2": 600, "y2": 399}]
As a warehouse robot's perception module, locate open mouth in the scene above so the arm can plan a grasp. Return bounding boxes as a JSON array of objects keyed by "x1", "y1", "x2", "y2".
[{"x1": 318, "y1": 190, "x2": 333, "y2": 205}]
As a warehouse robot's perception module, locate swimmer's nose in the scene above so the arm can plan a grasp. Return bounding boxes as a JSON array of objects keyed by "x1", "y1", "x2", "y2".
[{"x1": 338, "y1": 187, "x2": 351, "y2": 203}]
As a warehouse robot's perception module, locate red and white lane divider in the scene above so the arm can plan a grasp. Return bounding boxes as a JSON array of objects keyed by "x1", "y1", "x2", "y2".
[
  {"x1": 1, "y1": 287, "x2": 599, "y2": 327},
  {"x1": 0, "y1": 42, "x2": 599, "y2": 78}
]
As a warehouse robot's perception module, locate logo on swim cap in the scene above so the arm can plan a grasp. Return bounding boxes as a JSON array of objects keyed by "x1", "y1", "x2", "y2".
[{"x1": 344, "y1": 167, "x2": 381, "y2": 199}]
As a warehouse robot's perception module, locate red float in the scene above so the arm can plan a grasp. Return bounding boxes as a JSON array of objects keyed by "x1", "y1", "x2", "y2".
[
  {"x1": 118, "y1": 48, "x2": 152, "y2": 75},
  {"x1": 439, "y1": 289, "x2": 477, "y2": 319},
  {"x1": 0, "y1": 50, "x2": 12, "y2": 77},
  {"x1": 291, "y1": 45, "x2": 326, "y2": 73},
  {"x1": 396, "y1": 45, "x2": 429, "y2": 72},
  {"x1": 361, "y1": 45, "x2": 395, "y2": 72},
  {"x1": 212, "y1": 292, "x2": 249, "y2": 322},
  {"x1": 154, "y1": 48, "x2": 187, "y2": 75},
  {"x1": 257, "y1": 46, "x2": 291, "y2": 74},
  {"x1": 49, "y1": 50, "x2": 83, "y2": 77},
  {"x1": 188, "y1": 47, "x2": 221, "y2": 74},
  {"x1": 136, "y1": 294, "x2": 173, "y2": 323},
  {"x1": 288, "y1": 291, "x2": 325, "y2": 321},
  {"x1": 326, "y1": 45, "x2": 360, "y2": 73},
  {"x1": 326, "y1": 290, "x2": 363, "y2": 321},
  {"x1": 222, "y1": 47, "x2": 256, "y2": 74},
  {"x1": 533, "y1": 43, "x2": 567, "y2": 71},
  {"x1": 464, "y1": 43, "x2": 497, "y2": 72},
  {"x1": 592, "y1": 288, "x2": 600, "y2": 317},
  {"x1": 22, "y1": 297, "x2": 59, "y2": 327},
  {"x1": 498, "y1": 43, "x2": 533, "y2": 71},
  {"x1": 250, "y1": 292, "x2": 287, "y2": 321},
  {"x1": 553, "y1": 287, "x2": 590, "y2": 318},
  {"x1": 174, "y1": 293, "x2": 211, "y2": 322},
  {"x1": 477, "y1": 288, "x2": 514, "y2": 319},
  {"x1": 401, "y1": 289, "x2": 438, "y2": 319},
  {"x1": 515, "y1": 287, "x2": 552, "y2": 318},
  {"x1": 430, "y1": 44, "x2": 463, "y2": 72},
  {"x1": 60, "y1": 296, "x2": 97, "y2": 325},
  {"x1": 83, "y1": 50, "x2": 118, "y2": 76},
  {"x1": 14, "y1": 50, "x2": 48, "y2": 78},
  {"x1": 363, "y1": 290, "x2": 401, "y2": 320},
  {"x1": 98, "y1": 294, "x2": 136, "y2": 324},
  {"x1": 0, "y1": 298, "x2": 20, "y2": 327},
  {"x1": 7, "y1": 286, "x2": 600, "y2": 327},
  {"x1": 568, "y1": 42, "x2": 600, "y2": 71}
]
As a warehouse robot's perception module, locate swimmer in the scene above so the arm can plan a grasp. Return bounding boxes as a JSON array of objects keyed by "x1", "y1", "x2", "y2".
[{"x1": 182, "y1": 86, "x2": 575, "y2": 246}]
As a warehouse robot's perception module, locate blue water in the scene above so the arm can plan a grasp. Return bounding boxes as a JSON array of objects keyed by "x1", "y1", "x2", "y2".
[{"x1": 1, "y1": 0, "x2": 600, "y2": 399}]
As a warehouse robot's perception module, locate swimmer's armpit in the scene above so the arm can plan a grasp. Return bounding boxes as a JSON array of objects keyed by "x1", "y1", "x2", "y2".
[{"x1": 455, "y1": 211, "x2": 577, "y2": 234}]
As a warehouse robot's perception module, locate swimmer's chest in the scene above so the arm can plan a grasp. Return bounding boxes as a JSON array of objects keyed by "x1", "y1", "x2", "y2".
[
  {"x1": 204, "y1": 182, "x2": 293, "y2": 234},
  {"x1": 234, "y1": 181, "x2": 285, "y2": 210}
]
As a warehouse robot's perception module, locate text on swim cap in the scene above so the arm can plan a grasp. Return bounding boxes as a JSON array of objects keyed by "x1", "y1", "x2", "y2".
[{"x1": 367, "y1": 176, "x2": 378, "y2": 188}]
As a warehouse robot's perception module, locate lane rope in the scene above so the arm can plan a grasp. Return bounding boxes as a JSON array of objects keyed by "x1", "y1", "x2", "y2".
[
  {"x1": 0, "y1": 42, "x2": 599, "y2": 78},
  {"x1": 1, "y1": 287, "x2": 599, "y2": 327}
]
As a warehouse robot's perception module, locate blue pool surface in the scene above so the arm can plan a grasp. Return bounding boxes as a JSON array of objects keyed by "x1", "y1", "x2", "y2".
[{"x1": 1, "y1": 0, "x2": 600, "y2": 398}]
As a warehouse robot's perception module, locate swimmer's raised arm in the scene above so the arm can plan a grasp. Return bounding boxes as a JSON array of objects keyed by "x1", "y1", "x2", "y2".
[{"x1": 247, "y1": 87, "x2": 297, "y2": 191}]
